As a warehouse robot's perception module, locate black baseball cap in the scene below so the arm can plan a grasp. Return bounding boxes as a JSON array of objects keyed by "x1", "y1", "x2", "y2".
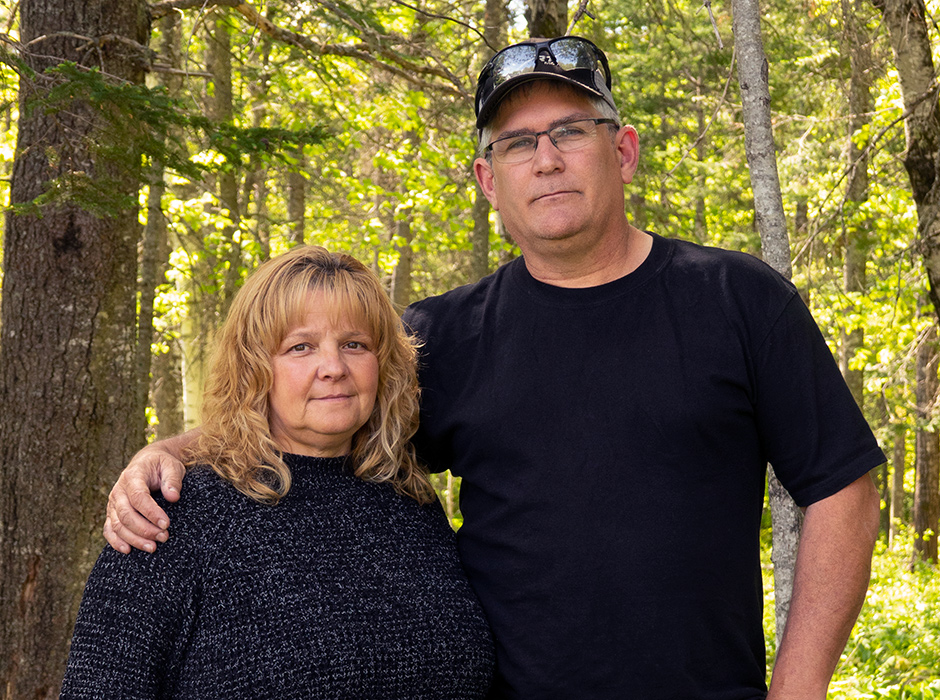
[{"x1": 475, "y1": 36, "x2": 616, "y2": 130}]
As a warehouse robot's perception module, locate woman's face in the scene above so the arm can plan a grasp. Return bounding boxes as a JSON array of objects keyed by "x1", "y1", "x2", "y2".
[{"x1": 268, "y1": 291, "x2": 380, "y2": 457}]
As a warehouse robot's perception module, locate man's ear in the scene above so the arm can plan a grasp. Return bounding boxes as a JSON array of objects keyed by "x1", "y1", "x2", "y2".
[
  {"x1": 616, "y1": 126, "x2": 640, "y2": 185},
  {"x1": 473, "y1": 157, "x2": 500, "y2": 211}
]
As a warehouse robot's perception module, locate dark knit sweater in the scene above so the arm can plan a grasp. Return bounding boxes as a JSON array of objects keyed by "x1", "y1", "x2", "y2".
[{"x1": 60, "y1": 454, "x2": 494, "y2": 699}]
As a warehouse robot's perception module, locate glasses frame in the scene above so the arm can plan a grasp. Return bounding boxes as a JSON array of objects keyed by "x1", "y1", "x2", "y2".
[{"x1": 483, "y1": 118, "x2": 620, "y2": 164}]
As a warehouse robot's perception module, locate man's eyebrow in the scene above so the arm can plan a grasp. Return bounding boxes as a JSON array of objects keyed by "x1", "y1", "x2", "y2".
[{"x1": 493, "y1": 113, "x2": 596, "y2": 140}]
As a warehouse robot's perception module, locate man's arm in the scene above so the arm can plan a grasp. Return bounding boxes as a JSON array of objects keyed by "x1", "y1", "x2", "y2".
[
  {"x1": 766, "y1": 472, "x2": 880, "y2": 699},
  {"x1": 103, "y1": 429, "x2": 199, "y2": 554}
]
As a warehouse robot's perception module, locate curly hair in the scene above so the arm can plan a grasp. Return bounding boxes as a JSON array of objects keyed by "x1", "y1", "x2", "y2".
[{"x1": 183, "y1": 245, "x2": 434, "y2": 505}]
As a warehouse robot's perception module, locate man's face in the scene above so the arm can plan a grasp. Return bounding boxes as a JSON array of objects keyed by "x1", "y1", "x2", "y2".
[{"x1": 473, "y1": 82, "x2": 638, "y2": 263}]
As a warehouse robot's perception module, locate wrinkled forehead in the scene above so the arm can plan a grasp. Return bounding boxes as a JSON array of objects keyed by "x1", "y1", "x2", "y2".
[{"x1": 488, "y1": 80, "x2": 599, "y2": 130}]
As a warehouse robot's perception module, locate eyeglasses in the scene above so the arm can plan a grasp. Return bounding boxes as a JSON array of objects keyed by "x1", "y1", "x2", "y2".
[
  {"x1": 475, "y1": 37, "x2": 613, "y2": 126},
  {"x1": 484, "y1": 118, "x2": 620, "y2": 164}
]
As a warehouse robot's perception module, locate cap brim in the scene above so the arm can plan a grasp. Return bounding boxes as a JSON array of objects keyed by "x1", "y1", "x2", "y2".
[{"x1": 476, "y1": 72, "x2": 615, "y2": 130}]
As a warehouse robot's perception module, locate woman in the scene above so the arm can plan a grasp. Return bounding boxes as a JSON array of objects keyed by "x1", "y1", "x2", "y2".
[{"x1": 60, "y1": 246, "x2": 494, "y2": 699}]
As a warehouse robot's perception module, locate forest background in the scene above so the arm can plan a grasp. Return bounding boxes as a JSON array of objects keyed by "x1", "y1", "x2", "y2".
[{"x1": 1, "y1": 0, "x2": 940, "y2": 697}]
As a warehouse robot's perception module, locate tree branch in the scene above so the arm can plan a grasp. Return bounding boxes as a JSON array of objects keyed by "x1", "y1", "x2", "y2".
[
  {"x1": 792, "y1": 83, "x2": 940, "y2": 266},
  {"x1": 390, "y1": 0, "x2": 497, "y2": 52},
  {"x1": 566, "y1": 0, "x2": 596, "y2": 35},
  {"x1": 664, "y1": 45, "x2": 736, "y2": 181},
  {"x1": 149, "y1": 0, "x2": 469, "y2": 97},
  {"x1": 702, "y1": 0, "x2": 724, "y2": 49}
]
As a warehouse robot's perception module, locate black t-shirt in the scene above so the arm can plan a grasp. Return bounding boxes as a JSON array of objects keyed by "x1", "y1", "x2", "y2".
[{"x1": 403, "y1": 232, "x2": 885, "y2": 700}]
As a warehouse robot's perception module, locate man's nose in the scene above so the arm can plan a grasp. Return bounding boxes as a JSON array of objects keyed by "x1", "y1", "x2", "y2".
[{"x1": 531, "y1": 132, "x2": 565, "y2": 172}]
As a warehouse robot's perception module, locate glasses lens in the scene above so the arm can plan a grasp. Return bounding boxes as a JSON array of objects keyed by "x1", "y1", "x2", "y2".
[
  {"x1": 551, "y1": 120, "x2": 597, "y2": 152},
  {"x1": 549, "y1": 38, "x2": 596, "y2": 71},
  {"x1": 491, "y1": 45, "x2": 538, "y2": 87},
  {"x1": 492, "y1": 136, "x2": 537, "y2": 163}
]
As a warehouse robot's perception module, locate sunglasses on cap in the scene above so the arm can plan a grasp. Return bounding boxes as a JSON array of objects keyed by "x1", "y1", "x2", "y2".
[{"x1": 475, "y1": 36, "x2": 615, "y2": 129}]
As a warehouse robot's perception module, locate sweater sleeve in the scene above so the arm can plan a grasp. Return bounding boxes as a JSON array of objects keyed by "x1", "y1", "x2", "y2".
[{"x1": 60, "y1": 498, "x2": 204, "y2": 700}]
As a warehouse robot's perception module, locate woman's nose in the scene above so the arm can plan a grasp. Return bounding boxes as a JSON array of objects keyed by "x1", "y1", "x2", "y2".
[{"x1": 316, "y1": 345, "x2": 348, "y2": 380}]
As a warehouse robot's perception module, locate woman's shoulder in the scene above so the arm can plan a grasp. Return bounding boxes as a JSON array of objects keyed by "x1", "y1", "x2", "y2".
[{"x1": 156, "y1": 465, "x2": 255, "y2": 538}]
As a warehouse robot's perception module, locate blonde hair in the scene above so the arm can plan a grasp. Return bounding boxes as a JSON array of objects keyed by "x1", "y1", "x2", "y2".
[{"x1": 184, "y1": 245, "x2": 434, "y2": 504}]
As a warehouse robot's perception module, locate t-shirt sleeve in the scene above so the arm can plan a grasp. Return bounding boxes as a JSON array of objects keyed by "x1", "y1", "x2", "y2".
[
  {"x1": 59, "y1": 501, "x2": 203, "y2": 699},
  {"x1": 752, "y1": 294, "x2": 886, "y2": 507},
  {"x1": 401, "y1": 299, "x2": 452, "y2": 473}
]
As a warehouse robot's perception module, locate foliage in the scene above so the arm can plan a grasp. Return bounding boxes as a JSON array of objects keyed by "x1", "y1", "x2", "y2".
[
  {"x1": 8, "y1": 62, "x2": 330, "y2": 217},
  {"x1": 833, "y1": 539, "x2": 940, "y2": 697},
  {"x1": 762, "y1": 537, "x2": 940, "y2": 696}
]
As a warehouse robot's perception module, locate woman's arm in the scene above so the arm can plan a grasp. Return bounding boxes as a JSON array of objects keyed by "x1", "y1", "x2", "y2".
[{"x1": 63, "y1": 502, "x2": 200, "y2": 698}]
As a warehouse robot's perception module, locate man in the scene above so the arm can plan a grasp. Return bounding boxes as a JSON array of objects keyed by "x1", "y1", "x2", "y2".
[{"x1": 106, "y1": 37, "x2": 883, "y2": 699}]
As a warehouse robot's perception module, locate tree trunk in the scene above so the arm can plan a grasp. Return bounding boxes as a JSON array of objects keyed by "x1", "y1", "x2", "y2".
[
  {"x1": 526, "y1": 0, "x2": 567, "y2": 37},
  {"x1": 242, "y1": 22, "x2": 274, "y2": 261},
  {"x1": 913, "y1": 322, "x2": 940, "y2": 564},
  {"x1": 731, "y1": 0, "x2": 802, "y2": 649},
  {"x1": 139, "y1": 172, "x2": 167, "y2": 441},
  {"x1": 177, "y1": 273, "x2": 209, "y2": 430},
  {"x1": 152, "y1": 339, "x2": 186, "y2": 442},
  {"x1": 137, "y1": 10, "x2": 183, "y2": 445},
  {"x1": 173, "y1": 9, "x2": 240, "y2": 428},
  {"x1": 469, "y1": 0, "x2": 508, "y2": 283},
  {"x1": 694, "y1": 79, "x2": 707, "y2": 242},
  {"x1": 872, "y1": 0, "x2": 940, "y2": 323},
  {"x1": 287, "y1": 152, "x2": 307, "y2": 247},
  {"x1": 208, "y1": 8, "x2": 242, "y2": 319},
  {"x1": 888, "y1": 424, "x2": 906, "y2": 547},
  {"x1": 0, "y1": 1, "x2": 148, "y2": 696},
  {"x1": 839, "y1": 0, "x2": 873, "y2": 413},
  {"x1": 391, "y1": 216, "x2": 414, "y2": 311}
]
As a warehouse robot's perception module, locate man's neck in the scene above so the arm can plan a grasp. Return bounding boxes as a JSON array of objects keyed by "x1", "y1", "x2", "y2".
[{"x1": 521, "y1": 226, "x2": 653, "y2": 289}]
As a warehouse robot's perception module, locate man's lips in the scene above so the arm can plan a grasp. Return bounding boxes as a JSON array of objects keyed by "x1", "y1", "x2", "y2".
[{"x1": 533, "y1": 190, "x2": 577, "y2": 202}]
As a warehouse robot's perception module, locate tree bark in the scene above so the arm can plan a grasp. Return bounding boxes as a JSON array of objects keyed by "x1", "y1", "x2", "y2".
[
  {"x1": 526, "y1": 0, "x2": 566, "y2": 37},
  {"x1": 391, "y1": 215, "x2": 414, "y2": 311},
  {"x1": 733, "y1": 0, "x2": 790, "y2": 277},
  {"x1": 137, "y1": 13, "x2": 183, "y2": 439},
  {"x1": 913, "y1": 322, "x2": 940, "y2": 564},
  {"x1": 287, "y1": 152, "x2": 307, "y2": 247},
  {"x1": 138, "y1": 10, "x2": 183, "y2": 446},
  {"x1": 152, "y1": 339, "x2": 186, "y2": 442},
  {"x1": 888, "y1": 425, "x2": 906, "y2": 548},
  {"x1": 839, "y1": 0, "x2": 873, "y2": 413},
  {"x1": 872, "y1": 0, "x2": 940, "y2": 321},
  {"x1": 208, "y1": 8, "x2": 242, "y2": 319},
  {"x1": 731, "y1": 0, "x2": 801, "y2": 648},
  {"x1": 0, "y1": 1, "x2": 148, "y2": 696},
  {"x1": 469, "y1": 0, "x2": 509, "y2": 283}
]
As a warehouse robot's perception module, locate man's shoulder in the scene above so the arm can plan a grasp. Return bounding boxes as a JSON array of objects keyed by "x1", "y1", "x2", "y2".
[
  {"x1": 403, "y1": 258, "x2": 520, "y2": 337},
  {"x1": 667, "y1": 234, "x2": 785, "y2": 274},
  {"x1": 661, "y1": 234, "x2": 796, "y2": 297}
]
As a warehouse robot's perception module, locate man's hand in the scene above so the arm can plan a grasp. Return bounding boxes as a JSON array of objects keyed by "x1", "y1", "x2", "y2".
[{"x1": 103, "y1": 430, "x2": 198, "y2": 553}]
